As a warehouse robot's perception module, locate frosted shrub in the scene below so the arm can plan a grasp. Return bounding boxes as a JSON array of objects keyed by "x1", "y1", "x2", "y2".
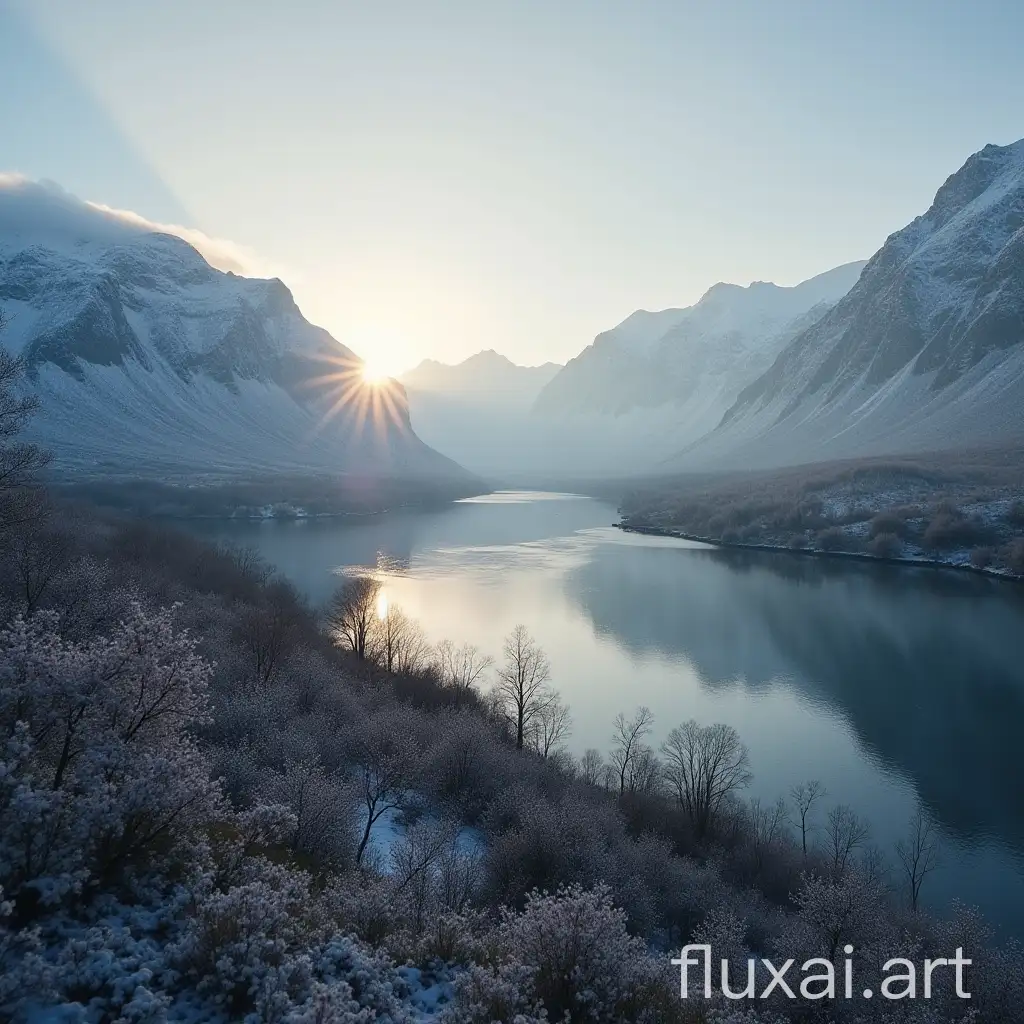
[
  {"x1": 783, "y1": 871, "x2": 885, "y2": 962},
  {"x1": 0, "y1": 604, "x2": 224, "y2": 911},
  {"x1": 927, "y1": 902, "x2": 1024, "y2": 1023},
  {"x1": 502, "y1": 883, "x2": 653, "y2": 1021},
  {"x1": 428, "y1": 710, "x2": 507, "y2": 816},
  {"x1": 484, "y1": 790, "x2": 621, "y2": 906},
  {"x1": 320, "y1": 871, "x2": 411, "y2": 947},
  {"x1": 259, "y1": 756, "x2": 354, "y2": 866},
  {"x1": 706, "y1": 1009, "x2": 787, "y2": 1024},
  {"x1": 47, "y1": 921, "x2": 172, "y2": 1023},
  {"x1": 405, "y1": 907, "x2": 495, "y2": 966},
  {"x1": 692, "y1": 907, "x2": 749, "y2": 969},
  {"x1": 172, "y1": 865, "x2": 417, "y2": 1023},
  {"x1": 443, "y1": 961, "x2": 546, "y2": 1024},
  {"x1": 170, "y1": 860, "x2": 317, "y2": 1014},
  {"x1": 0, "y1": 884, "x2": 50, "y2": 1006},
  {"x1": 448, "y1": 883, "x2": 675, "y2": 1024}
]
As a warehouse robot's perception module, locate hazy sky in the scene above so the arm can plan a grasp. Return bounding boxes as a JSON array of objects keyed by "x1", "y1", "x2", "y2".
[{"x1": 3, "y1": 1, "x2": 1023, "y2": 374}]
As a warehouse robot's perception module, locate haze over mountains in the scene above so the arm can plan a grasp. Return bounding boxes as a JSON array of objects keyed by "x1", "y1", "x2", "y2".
[
  {"x1": 0, "y1": 178, "x2": 464, "y2": 482},
  {"x1": 402, "y1": 265, "x2": 869, "y2": 480}
]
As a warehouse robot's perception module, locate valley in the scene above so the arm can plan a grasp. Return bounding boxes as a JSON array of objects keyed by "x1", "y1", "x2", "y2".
[{"x1": 3, "y1": 119, "x2": 1024, "y2": 1023}]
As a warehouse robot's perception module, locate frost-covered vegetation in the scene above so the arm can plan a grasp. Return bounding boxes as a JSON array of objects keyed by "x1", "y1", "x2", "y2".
[
  {"x1": 621, "y1": 450, "x2": 1024, "y2": 576},
  {"x1": 3, "y1": 341, "x2": 1024, "y2": 1021}
]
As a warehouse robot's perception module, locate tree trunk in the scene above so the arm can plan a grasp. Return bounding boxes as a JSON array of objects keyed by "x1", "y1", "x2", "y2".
[{"x1": 356, "y1": 812, "x2": 374, "y2": 864}]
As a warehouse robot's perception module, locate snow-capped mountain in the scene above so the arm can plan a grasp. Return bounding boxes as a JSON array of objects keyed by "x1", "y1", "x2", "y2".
[
  {"x1": 678, "y1": 139, "x2": 1024, "y2": 469},
  {"x1": 534, "y1": 262, "x2": 866, "y2": 424},
  {"x1": 0, "y1": 179, "x2": 465, "y2": 481},
  {"x1": 402, "y1": 350, "x2": 561, "y2": 407}
]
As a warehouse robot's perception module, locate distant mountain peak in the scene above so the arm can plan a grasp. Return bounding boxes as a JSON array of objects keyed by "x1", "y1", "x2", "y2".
[{"x1": 401, "y1": 348, "x2": 562, "y2": 407}]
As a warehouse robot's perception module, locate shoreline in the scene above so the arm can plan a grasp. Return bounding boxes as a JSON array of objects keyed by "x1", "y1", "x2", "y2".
[{"x1": 615, "y1": 521, "x2": 1023, "y2": 583}]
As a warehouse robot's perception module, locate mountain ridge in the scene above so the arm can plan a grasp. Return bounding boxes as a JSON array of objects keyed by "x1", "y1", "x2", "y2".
[{"x1": 534, "y1": 260, "x2": 866, "y2": 420}]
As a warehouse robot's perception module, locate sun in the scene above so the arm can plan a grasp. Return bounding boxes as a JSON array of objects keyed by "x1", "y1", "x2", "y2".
[{"x1": 361, "y1": 361, "x2": 390, "y2": 385}]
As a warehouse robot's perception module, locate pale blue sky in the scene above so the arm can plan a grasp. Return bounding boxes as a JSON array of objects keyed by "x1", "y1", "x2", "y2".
[{"x1": 2, "y1": 0, "x2": 1022, "y2": 373}]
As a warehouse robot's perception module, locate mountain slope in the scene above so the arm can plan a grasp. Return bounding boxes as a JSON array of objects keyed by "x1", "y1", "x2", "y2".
[
  {"x1": 0, "y1": 180, "x2": 466, "y2": 481},
  {"x1": 681, "y1": 139, "x2": 1024, "y2": 469},
  {"x1": 534, "y1": 262, "x2": 865, "y2": 420}
]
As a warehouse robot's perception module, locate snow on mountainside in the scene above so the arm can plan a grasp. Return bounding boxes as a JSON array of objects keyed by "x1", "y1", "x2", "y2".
[
  {"x1": 534, "y1": 261, "x2": 866, "y2": 420},
  {"x1": 679, "y1": 139, "x2": 1024, "y2": 470},
  {"x1": 0, "y1": 179, "x2": 465, "y2": 480},
  {"x1": 402, "y1": 349, "x2": 561, "y2": 405}
]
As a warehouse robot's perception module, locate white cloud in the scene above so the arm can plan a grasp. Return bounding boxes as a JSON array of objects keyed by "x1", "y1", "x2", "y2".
[
  {"x1": 83, "y1": 200, "x2": 283, "y2": 278},
  {"x1": 0, "y1": 173, "x2": 289, "y2": 281}
]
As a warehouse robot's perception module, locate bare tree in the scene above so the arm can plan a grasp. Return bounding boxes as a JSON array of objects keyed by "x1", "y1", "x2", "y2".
[
  {"x1": 824, "y1": 804, "x2": 871, "y2": 877},
  {"x1": 525, "y1": 696, "x2": 572, "y2": 759},
  {"x1": 7, "y1": 527, "x2": 74, "y2": 617},
  {"x1": 390, "y1": 817, "x2": 460, "y2": 932},
  {"x1": 577, "y1": 748, "x2": 606, "y2": 788},
  {"x1": 222, "y1": 543, "x2": 273, "y2": 588},
  {"x1": 233, "y1": 578, "x2": 306, "y2": 684},
  {"x1": 434, "y1": 639, "x2": 493, "y2": 705},
  {"x1": 492, "y1": 624, "x2": 555, "y2": 750},
  {"x1": 326, "y1": 575, "x2": 382, "y2": 661},
  {"x1": 859, "y1": 844, "x2": 890, "y2": 888},
  {"x1": 392, "y1": 620, "x2": 433, "y2": 676},
  {"x1": 351, "y1": 710, "x2": 422, "y2": 864},
  {"x1": 373, "y1": 603, "x2": 430, "y2": 674},
  {"x1": 790, "y1": 779, "x2": 826, "y2": 857},
  {"x1": 660, "y1": 720, "x2": 752, "y2": 838},
  {"x1": 748, "y1": 796, "x2": 788, "y2": 874},
  {"x1": 609, "y1": 705, "x2": 654, "y2": 796},
  {"x1": 0, "y1": 316, "x2": 52, "y2": 532},
  {"x1": 626, "y1": 745, "x2": 662, "y2": 796},
  {"x1": 894, "y1": 809, "x2": 941, "y2": 911}
]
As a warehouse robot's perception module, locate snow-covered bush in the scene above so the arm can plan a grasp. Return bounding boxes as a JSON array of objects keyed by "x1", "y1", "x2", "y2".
[
  {"x1": 427, "y1": 709, "x2": 508, "y2": 817},
  {"x1": 259, "y1": 755, "x2": 355, "y2": 866},
  {"x1": 447, "y1": 883, "x2": 682, "y2": 1023},
  {"x1": 443, "y1": 961, "x2": 546, "y2": 1023},
  {"x1": 0, "y1": 603, "x2": 224, "y2": 913},
  {"x1": 484, "y1": 788, "x2": 624, "y2": 907}
]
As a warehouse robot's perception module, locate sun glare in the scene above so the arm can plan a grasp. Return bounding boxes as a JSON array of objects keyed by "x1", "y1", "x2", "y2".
[
  {"x1": 376, "y1": 591, "x2": 389, "y2": 620},
  {"x1": 361, "y1": 361, "x2": 390, "y2": 385}
]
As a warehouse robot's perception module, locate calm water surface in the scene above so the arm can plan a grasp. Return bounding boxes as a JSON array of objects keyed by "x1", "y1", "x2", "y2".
[{"x1": 186, "y1": 491, "x2": 1024, "y2": 934}]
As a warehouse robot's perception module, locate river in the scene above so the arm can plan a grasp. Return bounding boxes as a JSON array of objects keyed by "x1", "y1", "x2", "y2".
[{"x1": 184, "y1": 490, "x2": 1024, "y2": 934}]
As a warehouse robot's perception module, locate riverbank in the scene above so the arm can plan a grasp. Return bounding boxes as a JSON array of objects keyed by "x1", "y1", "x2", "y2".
[
  {"x1": 50, "y1": 473, "x2": 488, "y2": 520},
  {"x1": 616, "y1": 520, "x2": 1023, "y2": 582},
  {"x1": 617, "y1": 448, "x2": 1024, "y2": 580}
]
